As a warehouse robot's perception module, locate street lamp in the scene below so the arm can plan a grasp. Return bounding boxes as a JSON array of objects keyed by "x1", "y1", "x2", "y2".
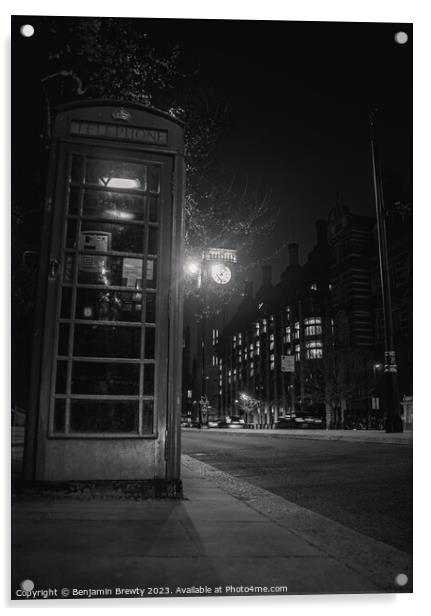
[
  {"x1": 370, "y1": 109, "x2": 403, "y2": 433},
  {"x1": 186, "y1": 261, "x2": 200, "y2": 275}
]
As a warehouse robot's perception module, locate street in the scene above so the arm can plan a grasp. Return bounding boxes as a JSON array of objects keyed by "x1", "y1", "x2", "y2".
[{"x1": 182, "y1": 429, "x2": 413, "y2": 554}]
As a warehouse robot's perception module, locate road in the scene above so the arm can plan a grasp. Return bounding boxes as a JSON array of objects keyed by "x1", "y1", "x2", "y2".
[{"x1": 181, "y1": 430, "x2": 412, "y2": 554}]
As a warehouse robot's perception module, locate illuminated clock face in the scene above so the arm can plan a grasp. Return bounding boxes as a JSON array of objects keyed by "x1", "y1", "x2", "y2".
[{"x1": 211, "y1": 263, "x2": 232, "y2": 285}]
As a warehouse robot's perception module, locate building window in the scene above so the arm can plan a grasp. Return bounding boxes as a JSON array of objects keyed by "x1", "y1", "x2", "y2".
[
  {"x1": 304, "y1": 316, "x2": 322, "y2": 337},
  {"x1": 305, "y1": 340, "x2": 323, "y2": 359},
  {"x1": 294, "y1": 322, "x2": 300, "y2": 339},
  {"x1": 270, "y1": 333, "x2": 274, "y2": 351},
  {"x1": 255, "y1": 322, "x2": 260, "y2": 336},
  {"x1": 310, "y1": 282, "x2": 317, "y2": 291},
  {"x1": 295, "y1": 344, "x2": 301, "y2": 361},
  {"x1": 284, "y1": 326, "x2": 291, "y2": 344},
  {"x1": 262, "y1": 319, "x2": 267, "y2": 333},
  {"x1": 255, "y1": 340, "x2": 260, "y2": 356}
]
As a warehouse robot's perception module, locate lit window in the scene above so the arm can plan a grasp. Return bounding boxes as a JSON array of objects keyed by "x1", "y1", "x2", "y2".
[
  {"x1": 294, "y1": 322, "x2": 300, "y2": 339},
  {"x1": 284, "y1": 326, "x2": 291, "y2": 344},
  {"x1": 305, "y1": 340, "x2": 323, "y2": 359},
  {"x1": 304, "y1": 316, "x2": 322, "y2": 337},
  {"x1": 310, "y1": 282, "x2": 318, "y2": 291},
  {"x1": 295, "y1": 344, "x2": 301, "y2": 361}
]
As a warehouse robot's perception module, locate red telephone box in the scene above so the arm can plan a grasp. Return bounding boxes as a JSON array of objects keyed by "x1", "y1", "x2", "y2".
[{"x1": 24, "y1": 101, "x2": 184, "y2": 492}]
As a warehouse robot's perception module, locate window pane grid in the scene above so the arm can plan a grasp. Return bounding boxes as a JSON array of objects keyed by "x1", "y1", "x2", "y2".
[{"x1": 51, "y1": 153, "x2": 159, "y2": 437}]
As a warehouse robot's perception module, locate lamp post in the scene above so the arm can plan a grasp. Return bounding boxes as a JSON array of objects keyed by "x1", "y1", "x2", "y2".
[{"x1": 369, "y1": 109, "x2": 403, "y2": 433}]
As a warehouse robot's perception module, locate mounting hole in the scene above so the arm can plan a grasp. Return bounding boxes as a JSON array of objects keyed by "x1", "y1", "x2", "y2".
[
  {"x1": 394, "y1": 31, "x2": 408, "y2": 45},
  {"x1": 20, "y1": 24, "x2": 34, "y2": 38},
  {"x1": 395, "y1": 573, "x2": 408, "y2": 586},
  {"x1": 20, "y1": 579, "x2": 35, "y2": 592}
]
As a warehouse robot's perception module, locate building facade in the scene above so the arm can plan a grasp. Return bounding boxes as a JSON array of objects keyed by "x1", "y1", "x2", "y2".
[{"x1": 214, "y1": 203, "x2": 412, "y2": 429}]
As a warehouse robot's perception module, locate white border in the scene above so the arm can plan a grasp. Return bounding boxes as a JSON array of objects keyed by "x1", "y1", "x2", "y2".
[{"x1": 2, "y1": 1, "x2": 428, "y2": 614}]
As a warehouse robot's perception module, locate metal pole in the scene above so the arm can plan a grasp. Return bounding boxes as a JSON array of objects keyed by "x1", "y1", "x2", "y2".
[
  {"x1": 298, "y1": 299, "x2": 305, "y2": 414},
  {"x1": 369, "y1": 109, "x2": 403, "y2": 433}
]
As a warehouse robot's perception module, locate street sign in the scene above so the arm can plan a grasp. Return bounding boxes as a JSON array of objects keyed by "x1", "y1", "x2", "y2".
[{"x1": 281, "y1": 355, "x2": 295, "y2": 373}]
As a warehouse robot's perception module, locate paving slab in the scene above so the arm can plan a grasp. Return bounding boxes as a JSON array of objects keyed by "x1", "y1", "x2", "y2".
[{"x1": 11, "y1": 452, "x2": 411, "y2": 600}]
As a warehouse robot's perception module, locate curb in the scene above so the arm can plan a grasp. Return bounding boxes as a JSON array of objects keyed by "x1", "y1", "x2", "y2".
[{"x1": 182, "y1": 454, "x2": 412, "y2": 593}]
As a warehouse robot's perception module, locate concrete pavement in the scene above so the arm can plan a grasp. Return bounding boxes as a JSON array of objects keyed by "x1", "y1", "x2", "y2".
[{"x1": 12, "y1": 452, "x2": 412, "y2": 600}]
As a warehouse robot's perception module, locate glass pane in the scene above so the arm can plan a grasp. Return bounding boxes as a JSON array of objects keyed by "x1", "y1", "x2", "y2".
[
  {"x1": 74, "y1": 324, "x2": 141, "y2": 358},
  {"x1": 83, "y1": 190, "x2": 146, "y2": 221},
  {"x1": 146, "y1": 293, "x2": 156, "y2": 323},
  {"x1": 53, "y1": 399, "x2": 66, "y2": 433},
  {"x1": 66, "y1": 219, "x2": 78, "y2": 249},
  {"x1": 149, "y1": 196, "x2": 158, "y2": 222},
  {"x1": 68, "y1": 187, "x2": 80, "y2": 215},
  {"x1": 60, "y1": 287, "x2": 72, "y2": 319},
  {"x1": 69, "y1": 400, "x2": 139, "y2": 433},
  {"x1": 80, "y1": 222, "x2": 144, "y2": 254},
  {"x1": 85, "y1": 159, "x2": 147, "y2": 191},
  {"x1": 75, "y1": 289, "x2": 143, "y2": 322},
  {"x1": 142, "y1": 400, "x2": 154, "y2": 433},
  {"x1": 55, "y1": 361, "x2": 68, "y2": 393},
  {"x1": 148, "y1": 227, "x2": 158, "y2": 255},
  {"x1": 71, "y1": 155, "x2": 84, "y2": 183},
  {"x1": 143, "y1": 364, "x2": 155, "y2": 395},
  {"x1": 77, "y1": 255, "x2": 143, "y2": 288},
  {"x1": 58, "y1": 324, "x2": 70, "y2": 356},
  {"x1": 63, "y1": 254, "x2": 75, "y2": 282},
  {"x1": 145, "y1": 328, "x2": 155, "y2": 359},
  {"x1": 146, "y1": 259, "x2": 157, "y2": 289},
  {"x1": 71, "y1": 362, "x2": 139, "y2": 395},
  {"x1": 148, "y1": 165, "x2": 160, "y2": 193}
]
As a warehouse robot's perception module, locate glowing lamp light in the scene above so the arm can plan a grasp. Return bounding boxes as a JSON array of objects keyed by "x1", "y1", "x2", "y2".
[
  {"x1": 186, "y1": 262, "x2": 200, "y2": 275},
  {"x1": 106, "y1": 210, "x2": 134, "y2": 220},
  {"x1": 100, "y1": 177, "x2": 140, "y2": 189}
]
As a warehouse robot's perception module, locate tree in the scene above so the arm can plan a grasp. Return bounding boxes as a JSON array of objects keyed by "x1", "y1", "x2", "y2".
[{"x1": 12, "y1": 16, "x2": 279, "y2": 406}]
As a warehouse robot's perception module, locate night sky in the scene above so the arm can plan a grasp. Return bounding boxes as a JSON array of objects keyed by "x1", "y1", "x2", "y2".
[
  {"x1": 155, "y1": 19, "x2": 412, "y2": 281},
  {"x1": 13, "y1": 17, "x2": 412, "y2": 284}
]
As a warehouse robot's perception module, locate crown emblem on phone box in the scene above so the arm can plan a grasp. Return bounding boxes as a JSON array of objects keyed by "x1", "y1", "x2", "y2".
[{"x1": 112, "y1": 107, "x2": 132, "y2": 122}]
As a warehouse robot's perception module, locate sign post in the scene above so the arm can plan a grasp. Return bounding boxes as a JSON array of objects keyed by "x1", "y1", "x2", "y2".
[{"x1": 281, "y1": 355, "x2": 296, "y2": 426}]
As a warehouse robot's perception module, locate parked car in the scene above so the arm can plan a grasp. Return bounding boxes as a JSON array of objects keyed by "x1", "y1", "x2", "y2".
[
  {"x1": 207, "y1": 419, "x2": 221, "y2": 428},
  {"x1": 219, "y1": 416, "x2": 245, "y2": 429},
  {"x1": 275, "y1": 416, "x2": 324, "y2": 429}
]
